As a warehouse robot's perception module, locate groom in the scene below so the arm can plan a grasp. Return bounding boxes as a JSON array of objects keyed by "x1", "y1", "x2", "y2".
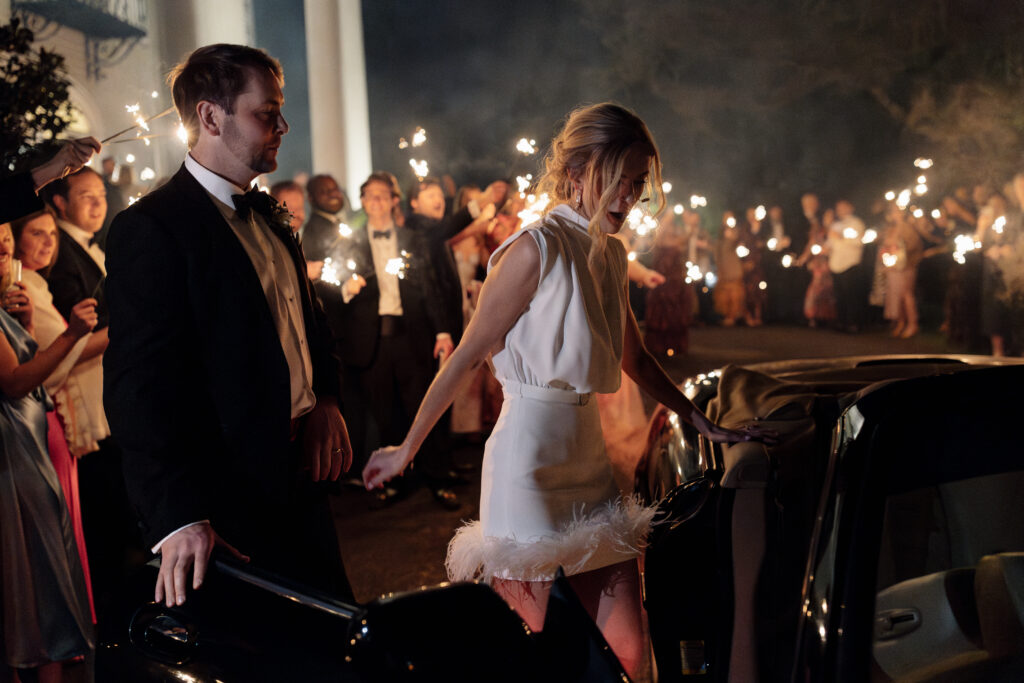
[{"x1": 104, "y1": 44, "x2": 353, "y2": 606}]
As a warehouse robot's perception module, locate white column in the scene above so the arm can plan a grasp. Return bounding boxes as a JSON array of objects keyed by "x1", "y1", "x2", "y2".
[
  {"x1": 193, "y1": 0, "x2": 253, "y2": 48},
  {"x1": 304, "y1": 0, "x2": 372, "y2": 207}
]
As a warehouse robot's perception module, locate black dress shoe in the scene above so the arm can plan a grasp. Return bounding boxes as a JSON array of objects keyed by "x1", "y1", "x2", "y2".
[{"x1": 431, "y1": 487, "x2": 461, "y2": 511}]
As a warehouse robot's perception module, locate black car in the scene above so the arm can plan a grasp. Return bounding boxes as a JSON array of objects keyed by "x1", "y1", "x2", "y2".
[
  {"x1": 97, "y1": 530, "x2": 631, "y2": 682},
  {"x1": 637, "y1": 355, "x2": 1024, "y2": 682}
]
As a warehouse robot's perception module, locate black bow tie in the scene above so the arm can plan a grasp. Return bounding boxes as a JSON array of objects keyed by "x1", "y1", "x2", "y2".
[
  {"x1": 232, "y1": 188, "x2": 278, "y2": 221},
  {"x1": 372, "y1": 229, "x2": 392, "y2": 240}
]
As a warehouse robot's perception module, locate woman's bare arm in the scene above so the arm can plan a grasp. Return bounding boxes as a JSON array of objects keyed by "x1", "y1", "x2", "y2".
[{"x1": 363, "y1": 234, "x2": 541, "y2": 488}]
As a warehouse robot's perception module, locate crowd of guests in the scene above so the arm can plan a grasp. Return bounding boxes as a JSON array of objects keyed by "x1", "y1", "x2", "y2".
[{"x1": 617, "y1": 179, "x2": 1024, "y2": 358}]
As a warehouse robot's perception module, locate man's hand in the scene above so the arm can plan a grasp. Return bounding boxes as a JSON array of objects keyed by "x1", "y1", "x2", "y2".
[
  {"x1": 342, "y1": 274, "x2": 367, "y2": 298},
  {"x1": 433, "y1": 335, "x2": 454, "y2": 362},
  {"x1": 31, "y1": 137, "x2": 101, "y2": 191},
  {"x1": 155, "y1": 522, "x2": 249, "y2": 607},
  {"x1": 302, "y1": 396, "x2": 352, "y2": 481}
]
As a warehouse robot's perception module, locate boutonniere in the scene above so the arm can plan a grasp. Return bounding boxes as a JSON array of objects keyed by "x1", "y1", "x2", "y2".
[{"x1": 269, "y1": 200, "x2": 297, "y2": 239}]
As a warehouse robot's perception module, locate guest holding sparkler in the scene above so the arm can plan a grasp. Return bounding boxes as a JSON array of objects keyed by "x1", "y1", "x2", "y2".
[
  {"x1": 713, "y1": 212, "x2": 745, "y2": 325},
  {"x1": 336, "y1": 172, "x2": 460, "y2": 508},
  {"x1": 303, "y1": 173, "x2": 346, "y2": 270},
  {"x1": 0, "y1": 137, "x2": 101, "y2": 225},
  {"x1": 364, "y1": 103, "x2": 774, "y2": 677}
]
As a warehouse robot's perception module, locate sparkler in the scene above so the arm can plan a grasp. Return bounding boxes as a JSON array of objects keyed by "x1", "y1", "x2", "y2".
[
  {"x1": 913, "y1": 158, "x2": 933, "y2": 169},
  {"x1": 411, "y1": 127, "x2": 427, "y2": 147},
  {"x1": 690, "y1": 195, "x2": 707, "y2": 209},
  {"x1": 662, "y1": 181, "x2": 672, "y2": 194},
  {"x1": 725, "y1": 216, "x2": 736, "y2": 228},
  {"x1": 515, "y1": 174, "x2": 533, "y2": 195},
  {"x1": 321, "y1": 258, "x2": 341, "y2": 286},
  {"x1": 673, "y1": 204, "x2": 684, "y2": 215},
  {"x1": 914, "y1": 183, "x2": 928, "y2": 196},
  {"x1": 912, "y1": 208, "x2": 924, "y2": 218},
  {"x1": 100, "y1": 105, "x2": 176, "y2": 144},
  {"x1": 627, "y1": 251, "x2": 638, "y2": 262},
  {"x1": 810, "y1": 244, "x2": 823, "y2": 256},
  {"x1": 516, "y1": 138, "x2": 537, "y2": 155},
  {"x1": 862, "y1": 229, "x2": 878, "y2": 244},
  {"x1": 781, "y1": 254, "x2": 794, "y2": 268},
  {"x1": 517, "y1": 193, "x2": 550, "y2": 226},
  {"x1": 735, "y1": 245, "x2": 750, "y2": 258},
  {"x1": 767, "y1": 237, "x2": 779, "y2": 251},
  {"x1": 896, "y1": 190, "x2": 912, "y2": 209},
  {"x1": 952, "y1": 234, "x2": 981, "y2": 264},
  {"x1": 842, "y1": 227, "x2": 859, "y2": 240},
  {"x1": 626, "y1": 207, "x2": 658, "y2": 236},
  {"x1": 139, "y1": 167, "x2": 155, "y2": 181},
  {"x1": 409, "y1": 159, "x2": 429, "y2": 180},
  {"x1": 917, "y1": 175, "x2": 927, "y2": 184},
  {"x1": 338, "y1": 223, "x2": 353, "y2": 239},
  {"x1": 758, "y1": 281, "x2": 767, "y2": 291},
  {"x1": 885, "y1": 191, "x2": 896, "y2": 201},
  {"x1": 931, "y1": 209, "x2": 942, "y2": 219},
  {"x1": 882, "y1": 253, "x2": 899, "y2": 268},
  {"x1": 755, "y1": 205, "x2": 766, "y2": 221},
  {"x1": 385, "y1": 251, "x2": 411, "y2": 279},
  {"x1": 993, "y1": 215, "x2": 1006, "y2": 235}
]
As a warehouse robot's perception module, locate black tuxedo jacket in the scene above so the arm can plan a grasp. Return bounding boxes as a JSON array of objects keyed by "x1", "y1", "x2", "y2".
[
  {"x1": 404, "y1": 207, "x2": 475, "y2": 344},
  {"x1": 301, "y1": 211, "x2": 339, "y2": 262},
  {"x1": 103, "y1": 165, "x2": 340, "y2": 549},
  {"x1": 322, "y1": 225, "x2": 447, "y2": 370},
  {"x1": 47, "y1": 225, "x2": 109, "y2": 329}
]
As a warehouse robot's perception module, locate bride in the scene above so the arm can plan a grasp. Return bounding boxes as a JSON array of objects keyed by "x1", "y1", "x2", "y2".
[{"x1": 363, "y1": 102, "x2": 772, "y2": 676}]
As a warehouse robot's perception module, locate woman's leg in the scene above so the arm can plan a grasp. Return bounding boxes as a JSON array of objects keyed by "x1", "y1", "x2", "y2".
[{"x1": 492, "y1": 560, "x2": 645, "y2": 679}]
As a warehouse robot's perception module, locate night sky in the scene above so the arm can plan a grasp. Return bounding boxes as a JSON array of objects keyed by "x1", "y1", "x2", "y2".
[{"x1": 360, "y1": 1, "x2": 912, "y2": 220}]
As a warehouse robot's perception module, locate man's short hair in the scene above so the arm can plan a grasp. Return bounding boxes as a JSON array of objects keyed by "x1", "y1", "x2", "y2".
[
  {"x1": 406, "y1": 176, "x2": 442, "y2": 207},
  {"x1": 168, "y1": 44, "x2": 283, "y2": 148},
  {"x1": 360, "y1": 172, "x2": 399, "y2": 199},
  {"x1": 38, "y1": 166, "x2": 102, "y2": 208},
  {"x1": 306, "y1": 174, "x2": 336, "y2": 198},
  {"x1": 270, "y1": 180, "x2": 302, "y2": 198}
]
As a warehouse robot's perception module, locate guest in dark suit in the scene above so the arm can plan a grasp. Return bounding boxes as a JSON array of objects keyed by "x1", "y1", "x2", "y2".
[
  {"x1": 320, "y1": 173, "x2": 458, "y2": 509},
  {"x1": 302, "y1": 173, "x2": 346, "y2": 267},
  {"x1": 0, "y1": 137, "x2": 100, "y2": 224},
  {"x1": 404, "y1": 177, "x2": 507, "y2": 346},
  {"x1": 104, "y1": 44, "x2": 353, "y2": 608}
]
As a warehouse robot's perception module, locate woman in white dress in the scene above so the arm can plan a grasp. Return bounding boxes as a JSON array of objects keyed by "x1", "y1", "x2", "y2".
[{"x1": 364, "y1": 103, "x2": 772, "y2": 676}]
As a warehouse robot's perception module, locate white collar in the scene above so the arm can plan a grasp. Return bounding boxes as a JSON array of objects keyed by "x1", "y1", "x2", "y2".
[
  {"x1": 56, "y1": 219, "x2": 95, "y2": 250},
  {"x1": 184, "y1": 154, "x2": 253, "y2": 211},
  {"x1": 549, "y1": 203, "x2": 592, "y2": 234}
]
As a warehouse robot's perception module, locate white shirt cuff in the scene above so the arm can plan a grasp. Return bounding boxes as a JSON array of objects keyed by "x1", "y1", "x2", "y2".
[
  {"x1": 435, "y1": 332, "x2": 452, "y2": 342},
  {"x1": 151, "y1": 520, "x2": 210, "y2": 554}
]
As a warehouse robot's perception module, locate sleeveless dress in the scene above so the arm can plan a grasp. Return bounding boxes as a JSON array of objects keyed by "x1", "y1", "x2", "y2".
[
  {"x1": 0, "y1": 310, "x2": 93, "y2": 672},
  {"x1": 446, "y1": 205, "x2": 657, "y2": 583}
]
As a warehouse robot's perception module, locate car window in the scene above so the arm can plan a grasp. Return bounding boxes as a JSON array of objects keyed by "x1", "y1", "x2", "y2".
[{"x1": 872, "y1": 470, "x2": 1024, "y2": 681}]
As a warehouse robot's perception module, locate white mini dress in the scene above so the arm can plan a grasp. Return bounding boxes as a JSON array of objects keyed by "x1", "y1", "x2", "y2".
[{"x1": 446, "y1": 205, "x2": 656, "y2": 583}]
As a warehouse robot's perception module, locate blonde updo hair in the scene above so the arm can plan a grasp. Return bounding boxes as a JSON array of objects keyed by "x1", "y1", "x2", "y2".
[{"x1": 535, "y1": 102, "x2": 663, "y2": 273}]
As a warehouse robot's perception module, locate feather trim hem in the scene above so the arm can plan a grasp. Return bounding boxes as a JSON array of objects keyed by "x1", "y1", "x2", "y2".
[{"x1": 445, "y1": 495, "x2": 657, "y2": 583}]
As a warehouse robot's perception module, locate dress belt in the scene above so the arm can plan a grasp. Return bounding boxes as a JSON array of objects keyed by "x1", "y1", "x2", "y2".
[{"x1": 502, "y1": 379, "x2": 591, "y2": 406}]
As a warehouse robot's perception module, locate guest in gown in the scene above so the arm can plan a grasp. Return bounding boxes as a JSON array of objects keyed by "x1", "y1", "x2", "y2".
[
  {"x1": 364, "y1": 103, "x2": 775, "y2": 677},
  {"x1": 740, "y1": 207, "x2": 767, "y2": 326},
  {"x1": 10, "y1": 208, "x2": 107, "y2": 624},
  {"x1": 796, "y1": 209, "x2": 836, "y2": 327},
  {"x1": 645, "y1": 211, "x2": 694, "y2": 355},
  {"x1": 0, "y1": 220, "x2": 98, "y2": 683},
  {"x1": 713, "y1": 213, "x2": 745, "y2": 325}
]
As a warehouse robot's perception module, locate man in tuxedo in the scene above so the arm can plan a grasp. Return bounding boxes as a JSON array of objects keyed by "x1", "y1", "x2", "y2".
[
  {"x1": 326, "y1": 173, "x2": 458, "y2": 508},
  {"x1": 104, "y1": 44, "x2": 353, "y2": 607},
  {"x1": 302, "y1": 174, "x2": 346, "y2": 270}
]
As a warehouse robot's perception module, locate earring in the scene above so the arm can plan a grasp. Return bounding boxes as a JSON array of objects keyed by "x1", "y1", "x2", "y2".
[{"x1": 574, "y1": 186, "x2": 583, "y2": 210}]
